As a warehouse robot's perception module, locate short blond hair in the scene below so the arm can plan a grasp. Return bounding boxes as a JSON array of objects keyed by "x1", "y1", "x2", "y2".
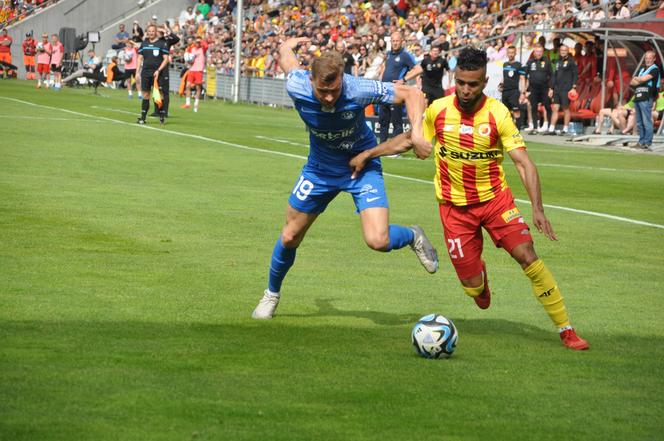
[{"x1": 311, "y1": 51, "x2": 344, "y2": 83}]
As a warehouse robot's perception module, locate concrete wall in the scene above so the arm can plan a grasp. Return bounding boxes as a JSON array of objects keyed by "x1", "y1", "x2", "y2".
[{"x1": 6, "y1": 0, "x2": 191, "y2": 78}]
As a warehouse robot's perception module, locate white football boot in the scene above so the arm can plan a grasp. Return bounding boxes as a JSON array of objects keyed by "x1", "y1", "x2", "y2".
[
  {"x1": 252, "y1": 290, "x2": 280, "y2": 319},
  {"x1": 409, "y1": 226, "x2": 439, "y2": 274}
]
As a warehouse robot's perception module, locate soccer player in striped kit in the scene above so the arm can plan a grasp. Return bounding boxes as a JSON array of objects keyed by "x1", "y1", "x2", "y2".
[{"x1": 350, "y1": 47, "x2": 589, "y2": 350}]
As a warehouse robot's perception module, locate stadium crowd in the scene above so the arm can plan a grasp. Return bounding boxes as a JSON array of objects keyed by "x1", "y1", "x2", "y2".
[
  {"x1": 3, "y1": 0, "x2": 662, "y2": 137},
  {"x1": 0, "y1": 0, "x2": 58, "y2": 27}
]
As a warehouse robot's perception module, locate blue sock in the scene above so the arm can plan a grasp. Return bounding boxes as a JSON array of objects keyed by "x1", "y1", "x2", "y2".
[
  {"x1": 268, "y1": 238, "x2": 297, "y2": 293},
  {"x1": 386, "y1": 225, "x2": 414, "y2": 252}
]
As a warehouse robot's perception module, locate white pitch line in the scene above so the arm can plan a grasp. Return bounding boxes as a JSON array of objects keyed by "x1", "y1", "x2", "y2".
[
  {"x1": 257, "y1": 136, "x2": 664, "y2": 174},
  {"x1": 536, "y1": 162, "x2": 664, "y2": 174},
  {"x1": 4, "y1": 96, "x2": 664, "y2": 231},
  {"x1": 0, "y1": 114, "x2": 108, "y2": 123},
  {"x1": 91, "y1": 106, "x2": 140, "y2": 116}
]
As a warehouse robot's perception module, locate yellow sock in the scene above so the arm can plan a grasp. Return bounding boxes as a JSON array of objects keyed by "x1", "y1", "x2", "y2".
[
  {"x1": 523, "y1": 259, "x2": 571, "y2": 329},
  {"x1": 462, "y1": 282, "x2": 484, "y2": 298}
]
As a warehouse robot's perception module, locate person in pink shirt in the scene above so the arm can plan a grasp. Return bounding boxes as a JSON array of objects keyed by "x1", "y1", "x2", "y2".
[
  {"x1": 182, "y1": 37, "x2": 206, "y2": 112},
  {"x1": 49, "y1": 34, "x2": 65, "y2": 90},
  {"x1": 36, "y1": 33, "x2": 52, "y2": 89},
  {"x1": 123, "y1": 40, "x2": 139, "y2": 98}
]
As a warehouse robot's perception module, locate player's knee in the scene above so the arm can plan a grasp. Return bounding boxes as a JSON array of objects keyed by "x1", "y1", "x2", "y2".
[
  {"x1": 364, "y1": 232, "x2": 389, "y2": 251},
  {"x1": 511, "y1": 242, "x2": 538, "y2": 268},
  {"x1": 280, "y1": 230, "x2": 303, "y2": 248}
]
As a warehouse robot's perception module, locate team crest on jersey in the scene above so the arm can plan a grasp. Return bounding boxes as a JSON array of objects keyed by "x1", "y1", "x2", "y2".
[
  {"x1": 459, "y1": 124, "x2": 473, "y2": 135},
  {"x1": 508, "y1": 70, "x2": 514, "y2": 77},
  {"x1": 478, "y1": 123, "x2": 491, "y2": 137},
  {"x1": 341, "y1": 111, "x2": 354, "y2": 120},
  {"x1": 153, "y1": 49, "x2": 160, "y2": 57},
  {"x1": 541, "y1": 61, "x2": 545, "y2": 68},
  {"x1": 501, "y1": 208, "x2": 521, "y2": 224},
  {"x1": 443, "y1": 124, "x2": 455, "y2": 132},
  {"x1": 395, "y1": 56, "x2": 401, "y2": 62}
]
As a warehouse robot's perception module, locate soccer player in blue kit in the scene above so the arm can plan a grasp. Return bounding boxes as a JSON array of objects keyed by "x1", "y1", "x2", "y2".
[{"x1": 252, "y1": 37, "x2": 439, "y2": 319}]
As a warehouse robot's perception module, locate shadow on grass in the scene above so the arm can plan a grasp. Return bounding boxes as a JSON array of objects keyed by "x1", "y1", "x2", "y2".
[{"x1": 279, "y1": 298, "x2": 552, "y2": 340}]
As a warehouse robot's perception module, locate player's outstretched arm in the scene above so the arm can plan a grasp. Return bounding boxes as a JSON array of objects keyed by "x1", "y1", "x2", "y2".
[
  {"x1": 508, "y1": 148, "x2": 558, "y2": 241},
  {"x1": 393, "y1": 84, "x2": 431, "y2": 159},
  {"x1": 278, "y1": 37, "x2": 310, "y2": 75},
  {"x1": 349, "y1": 131, "x2": 413, "y2": 179}
]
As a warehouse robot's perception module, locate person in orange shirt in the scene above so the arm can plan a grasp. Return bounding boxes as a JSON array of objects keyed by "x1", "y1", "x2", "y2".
[
  {"x1": 0, "y1": 28, "x2": 13, "y2": 77},
  {"x1": 350, "y1": 47, "x2": 589, "y2": 351},
  {"x1": 22, "y1": 33, "x2": 37, "y2": 80}
]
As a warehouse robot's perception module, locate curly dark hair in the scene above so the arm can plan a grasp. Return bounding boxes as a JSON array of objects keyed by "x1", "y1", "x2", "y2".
[{"x1": 457, "y1": 47, "x2": 488, "y2": 72}]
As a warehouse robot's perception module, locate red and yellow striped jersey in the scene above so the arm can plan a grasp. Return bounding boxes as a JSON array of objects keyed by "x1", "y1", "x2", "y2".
[{"x1": 423, "y1": 94, "x2": 526, "y2": 206}]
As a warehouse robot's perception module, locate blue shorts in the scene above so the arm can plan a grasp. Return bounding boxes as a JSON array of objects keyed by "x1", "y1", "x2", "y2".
[{"x1": 287, "y1": 165, "x2": 389, "y2": 214}]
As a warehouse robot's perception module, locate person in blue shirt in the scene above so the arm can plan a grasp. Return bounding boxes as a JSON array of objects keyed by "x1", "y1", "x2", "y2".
[
  {"x1": 630, "y1": 50, "x2": 660, "y2": 149},
  {"x1": 252, "y1": 37, "x2": 438, "y2": 319},
  {"x1": 112, "y1": 24, "x2": 130, "y2": 50},
  {"x1": 377, "y1": 32, "x2": 417, "y2": 143}
]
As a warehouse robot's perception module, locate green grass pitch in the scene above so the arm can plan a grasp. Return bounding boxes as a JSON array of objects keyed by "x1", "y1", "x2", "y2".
[{"x1": 1, "y1": 81, "x2": 663, "y2": 440}]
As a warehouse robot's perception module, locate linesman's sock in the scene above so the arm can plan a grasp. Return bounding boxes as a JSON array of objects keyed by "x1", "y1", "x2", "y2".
[
  {"x1": 140, "y1": 99, "x2": 149, "y2": 121},
  {"x1": 385, "y1": 225, "x2": 415, "y2": 251},
  {"x1": 523, "y1": 259, "x2": 571, "y2": 329},
  {"x1": 268, "y1": 237, "x2": 297, "y2": 294}
]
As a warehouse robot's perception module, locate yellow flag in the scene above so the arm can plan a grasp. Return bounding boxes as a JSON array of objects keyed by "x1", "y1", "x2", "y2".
[{"x1": 153, "y1": 78, "x2": 163, "y2": 109}]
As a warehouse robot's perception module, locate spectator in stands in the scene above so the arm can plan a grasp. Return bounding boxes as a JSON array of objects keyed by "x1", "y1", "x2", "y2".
[
  {"x1": 377, "y1": 31, "x2": 417, "y2": 143},
  {"x1": 22, "y1": 32, "x2": 36, "y2": 80},
  {"x1": 525, "y1": 44, "x2": 553, "y2": 133},
  {"x1": 611, "y1": 0, "x2": 632, "y2": 19},
  {"x1": 112, "y1": 24, "x2": 130, "y2": 50},
  {"x1": 585, "y1": 1, "x2": 605, "y2": 28},
  {"x1": 179, "y1": 6, "x2": 196, "y2": 26},
  {"x1": 131, "y1": 21, "x2": 144, "y2": 43},
  {"x1": 356, "y1": 44, "x2": 369, "y2": 77},
  {"x1": 630, "y1": 50, "x2": 660, "y2": 148},
  {"x1": 337, "y1": 40, "x2": 357, "y2": 76},
  {"x1": 196, "y1": 0, "x2": 211, "y2": 18},
  {"x1": 548, "y1": 45, "x2": 578, "y2": 135}
]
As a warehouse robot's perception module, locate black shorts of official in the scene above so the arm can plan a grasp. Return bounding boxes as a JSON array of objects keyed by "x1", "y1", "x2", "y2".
[
  {"x1": 552, "y1": 89, "x2": 571, "y2": 108},
  {"x1": 125, "y1": 69, "x2": 136, "y2": 78},
  {"x1": 50, "y1": 64, "x2": 62, "y2": 73},
  {"x1": 501, "y1": 89, "x2": 521, "y2": 111},
  {"x1": 423, "y1": 88, "x2": 444, "y2": 105},
  {"x1": 141, "y1": 71, "x2": 166, "y2": 91}
]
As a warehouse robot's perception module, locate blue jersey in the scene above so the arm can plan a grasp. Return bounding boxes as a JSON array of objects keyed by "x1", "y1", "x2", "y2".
[
  {"x1": 286, "y1": 69, "x2": 397, "y2": 175},
  {"x1": 381, "y1": 48, "x2": 416, "y2": 82}
]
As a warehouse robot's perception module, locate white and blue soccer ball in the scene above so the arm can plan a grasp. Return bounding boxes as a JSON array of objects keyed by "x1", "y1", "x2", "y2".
[
  {"x1": 36, "y1": 42, "x2": 44, "y2": 51},
  {"x1": 184, "y1": 52, "x2": 196, "y2": 63},
  {"x1": 411, "y1": 314, "x2": 458, "y2": 359}
]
